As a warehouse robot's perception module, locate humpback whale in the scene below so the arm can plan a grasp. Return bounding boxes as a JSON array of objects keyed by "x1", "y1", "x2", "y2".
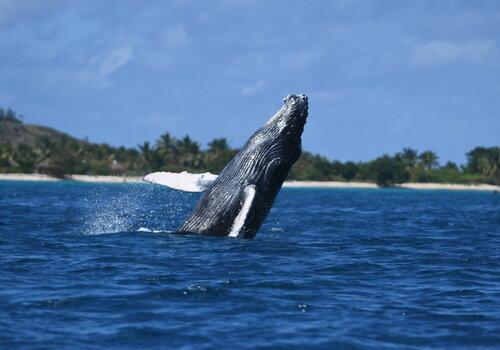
[{"x1": 144, "y1": 94, "x2": 308, "y2": 238}]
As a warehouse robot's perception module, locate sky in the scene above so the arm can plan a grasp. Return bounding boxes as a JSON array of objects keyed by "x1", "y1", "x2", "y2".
[{"x1": 0, "y1": 0, "x2": 499, "y2": 164}]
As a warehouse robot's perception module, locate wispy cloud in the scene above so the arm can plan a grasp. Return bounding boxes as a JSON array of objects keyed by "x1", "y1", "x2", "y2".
[
  {"x1": 412, "y1": 39, "x2": 497, "y2": 65},
  {"x1": 241, "y1": 80, "x2": 265, "y2": 95},
  {"x1": 95, "y1": 46, "x2": 134, "y2": 79},
  {"x1": 77, "y1": 45, "x2": 134, "y2": 87}
]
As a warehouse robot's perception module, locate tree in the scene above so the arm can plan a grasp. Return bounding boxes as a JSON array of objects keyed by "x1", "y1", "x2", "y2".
[
  {"x1": 177, "y1": 135, "x2": 202, "y2": 169},
  {"x1": 12, "y1": 144, "x2": 37, "y2": 172},
  {"x1": 0, "y1": 143, "x2": 13, "y2": 168},
  {"x1": 178, "y1": 135, "x2": 200, "y2": 155},
  {"x1": 396, "y1": 147, "x2": 418, "y2": 168},
  {"x1": 0, "y1": 108, "x2": 22, "y2": 123},
  {"x1": 155, "y1": 132, "x2": 180, "y2": 169},
  {"x1": 369, "y1": 155, "x2": 410, "y2": 186},
  {"x1": 157, "y1": 133, "x2": 178, "y2": 155},
  {"x1": 138, "y1": 141, "x2": 153, "y2": 171},
  {"x1": 466, "y1": 147, "x2": 499, "y2": 174},
  {"x1": 341, "y1": 161, "x2": 358, "y2": 181},
  {"x1": 419, "y1": 151, "x2": 439, "y2": 169},
  {"x1": 46, "y1": 148, "x2": 79, "y2": 178},
  {"x1": 443, "y1": 161, "x2": 458, "y2": 171},
  {"x1": 466, "y1": 147, "x2": 500, "y2": 185},
  {"x1": 205, "y1": 138, "x2": 236, "y2": 173},
  {"x1": 207, "y1": 138, "x2": 230, "y2": 153}
]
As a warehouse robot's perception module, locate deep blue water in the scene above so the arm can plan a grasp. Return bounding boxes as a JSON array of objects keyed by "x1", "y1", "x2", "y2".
[{"x1": 0, "y1": 181, "x2": 499, "y2": 349}]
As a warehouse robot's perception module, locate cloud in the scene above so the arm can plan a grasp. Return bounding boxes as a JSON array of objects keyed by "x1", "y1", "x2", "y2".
[
  {"x1": 77, "y1": 45, "x2": 134, "y2": 87},
  {"x1": 412, "y1": 39, "x2": 497, "y2": 65},
  {"x1": 95, "y1": 46, "x2": 134, "y2": 79},
  {"x1": 241, "y1": 80, "x2": 265, "y2": 95},
  {"x1": 161, "y1": 24, "x2": 188, "y2": 47}
]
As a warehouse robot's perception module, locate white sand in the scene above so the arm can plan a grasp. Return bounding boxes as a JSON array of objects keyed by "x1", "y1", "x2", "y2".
[
  {"x1": 393, "y1": 182, "x2": 500, "y2": 192},
  {"x1": 1, "y1": 173, "x2": 499, "y2": 192},
  {"x1": 283, "y1": 181, "x2": 378, "y2": 189},
  {"x1": 0, "y1": 173, "x2": 60, "y2": 181},
  {"x1": 68, "y1": 175, "x2": 142, "y2": 183}
]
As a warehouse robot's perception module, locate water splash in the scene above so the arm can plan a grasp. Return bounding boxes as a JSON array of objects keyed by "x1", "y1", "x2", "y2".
[
  {"x1": 83, "y1": 187, "x2": 142, "y2": 234},
  {"x1": 81, "y1": 184, "x2": 190, "y2": 235}
]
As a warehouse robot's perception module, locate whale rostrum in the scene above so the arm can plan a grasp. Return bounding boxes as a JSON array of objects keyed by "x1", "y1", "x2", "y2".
[{"x1": 144, "y1": 94, "x2": 308, "y2": 238}]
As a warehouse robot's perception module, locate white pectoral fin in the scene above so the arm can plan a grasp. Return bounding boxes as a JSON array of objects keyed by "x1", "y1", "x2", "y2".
[
  {"x1": 229, "y1": 185, "x2": 256, "y2": 238},
  {"x1": 142, "y1": 171, "x2": 218, "y2": 192}
]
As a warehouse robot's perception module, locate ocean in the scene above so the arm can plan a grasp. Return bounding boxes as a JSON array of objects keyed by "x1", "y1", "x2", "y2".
[{"x1": 0, "y1": 181, "x2": 499, "y2": 349}]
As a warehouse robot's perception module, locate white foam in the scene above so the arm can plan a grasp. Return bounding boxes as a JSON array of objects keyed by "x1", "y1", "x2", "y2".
[
  {"x1": 228, "y1": 185, "x2": 256, "y2": 238},
  {"x1": 138, "y1": 227, "x2": 173, "y2": 234}
]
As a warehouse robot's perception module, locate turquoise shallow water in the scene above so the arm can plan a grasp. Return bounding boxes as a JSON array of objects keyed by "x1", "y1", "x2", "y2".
[{"x1": 0, "y1": 181, "x2": 499, "y2": 349}]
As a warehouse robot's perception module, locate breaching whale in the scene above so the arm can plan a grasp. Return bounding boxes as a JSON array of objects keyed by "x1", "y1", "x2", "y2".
[{"x1": 144, "y1": 94, "x2": 308, "y2": 238}]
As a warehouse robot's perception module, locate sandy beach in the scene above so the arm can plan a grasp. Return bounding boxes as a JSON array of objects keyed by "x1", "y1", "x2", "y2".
[
  {"x1": 0, "y1": 173, "x2": 61, "y2": 182},
  {"x1": 283, "y1": 180, "x2": 499, "y2": 191},
  {"x1": 1, "y1": 173, "x2": 498, "y2": 192},
  {"x1": 69, "y1": 175, "x2": 143, "y2": 183},
  {"x1": 283, "y1": 181, "x2": 378, "y2": 189}
]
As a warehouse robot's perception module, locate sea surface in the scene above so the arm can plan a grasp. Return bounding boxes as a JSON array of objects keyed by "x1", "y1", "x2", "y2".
[{"x1": 0, "y1": 181, "x2": 499, "y2": 349}]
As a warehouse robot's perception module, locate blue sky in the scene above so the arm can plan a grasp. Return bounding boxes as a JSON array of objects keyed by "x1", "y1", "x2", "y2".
[{"x1": 1, "y1": 0, "x2": 499, "y2": 164}]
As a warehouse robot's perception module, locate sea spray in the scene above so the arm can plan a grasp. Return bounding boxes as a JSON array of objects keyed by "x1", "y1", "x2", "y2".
[{"x1": 81, "y1": 183, "x2": 194, "y2": 235}]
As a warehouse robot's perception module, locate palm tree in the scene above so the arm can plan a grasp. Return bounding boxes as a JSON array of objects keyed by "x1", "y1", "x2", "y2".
[
  {"x1": 177, "y1": 135, "x2": 202, "y2": 169},
  {"x1": 156, "y1": 132, "x2": 179, "y2": 166},
  {"x1": 396, "y1": 147, "x2": 418, "y2": 168},
  {"x1": 204, "y1": 138, "x2": 236, "y2": 173},
  {"x1": 157, "y1": 133, "x2": 177, "y2": 152},
  {"x1": 138, "y1": 141, "x2": 153, "y2": 169},
  {"x1": 207, "y1": 138, "x2": 230, "y2": 154},
  {"x1": 419, "y1": 151, "x2": 439, "y2": 169}
]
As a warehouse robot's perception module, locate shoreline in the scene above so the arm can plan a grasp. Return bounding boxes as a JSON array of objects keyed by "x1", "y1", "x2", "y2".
[{"x1": 0, "y1": 173, "x2": 498, "y2": 192}]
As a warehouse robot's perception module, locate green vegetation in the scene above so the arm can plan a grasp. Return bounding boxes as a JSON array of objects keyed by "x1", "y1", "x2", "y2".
[{"x1": 1, "y1": 108, "x2": 499, "y2": 186}]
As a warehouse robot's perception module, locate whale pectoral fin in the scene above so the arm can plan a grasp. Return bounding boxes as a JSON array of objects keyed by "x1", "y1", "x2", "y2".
[
  {"x1": 143, "y1": 171, "x2": 218, "y2": 192},
  {"x1": 228, "y1": 185, "x2": 256, "y2": 238}
]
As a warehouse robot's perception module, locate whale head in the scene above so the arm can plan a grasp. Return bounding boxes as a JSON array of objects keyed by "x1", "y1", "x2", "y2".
[
  {"x1": 270, "y1": 93, "x2": 308, "y2": 133},
  {"x1": 258, "y1": 93, "x2": 309, "y2": 164}
]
